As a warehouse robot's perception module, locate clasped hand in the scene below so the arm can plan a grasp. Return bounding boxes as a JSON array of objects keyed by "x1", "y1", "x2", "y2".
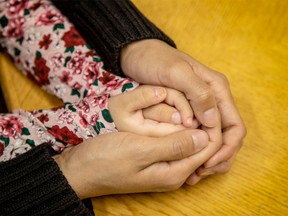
[{"x1": 55, "y1": 39, "x2": 246, "y2": 199}]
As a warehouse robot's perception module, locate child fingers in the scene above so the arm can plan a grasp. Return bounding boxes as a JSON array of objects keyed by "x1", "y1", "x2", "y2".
[
  {"x1": 119, "y1": 85, "x2": 167, "y2": 111},
  {"x1": 142, "y1": 103, "x2": 182, "y2": 124},
  {"x1": 165, "y1": 88, "x2": 194, "y2": 127}
]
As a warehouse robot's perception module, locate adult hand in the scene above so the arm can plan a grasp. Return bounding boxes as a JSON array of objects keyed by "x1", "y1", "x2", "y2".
[
  {"x1": 54, "y1": 129, "x2": 209, "y2": 199},
  {"x1": 120, "y1": 39, "x2": 246, "y2": 183},
  {"x1": 109, "y1": 85, "x2": 198, "y2": 137}
]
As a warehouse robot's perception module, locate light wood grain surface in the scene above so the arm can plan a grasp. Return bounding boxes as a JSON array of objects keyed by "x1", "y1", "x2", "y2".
[{"x1": 0, "y1": 0, "x2": 287, "y2": 215}]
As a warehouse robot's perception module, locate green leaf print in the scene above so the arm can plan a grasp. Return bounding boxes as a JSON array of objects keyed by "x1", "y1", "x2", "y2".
[
  {"x1": 0, "y1": 136, "x2": 10, "y2": 147},
  {"x1": 121, "y1": 83, "x2": 134, "y2": 92},
  {"x1": 36, "y1": 51, "x2": 42, "y2": 59},
  {"x1": 64, "y1": 56, "x2": 71, "y2": 67},
  {"x1": 24, "y1": 9, "x2": 30, "y2": 15},
  {"x1": 68, "y1": 104, "x2": 77, "y2": 112},
  {"x1": 71, "y1": 89, "x2": 81, "y2": 98},
  {"x1": 26, "y1": 139, "x2": 35, "y2": 147},
  {"x1": 53, "y1": 23, "x2": 65, "y2": 31},
  {"x1": 14, "y1": 48, "x2": 21, "y2": 56},
  {"x1": 93, "y1": 122, "x2": 105, "y2": 134},
  {"x1": 21, "y1": 127, "x2": 31, "y2": 136},
  {"x1": 65, "y1": 46, "x2": 75, "y2": 53},
  {"x1": 102, "y1": 109, "x2": 113, "y2": 123},
  {"x1": 0, "y1": 16, "x2": 8, "y2": 28},
  {"x1": 93, "y1": 57, "x2": 102, "y2": 62}
]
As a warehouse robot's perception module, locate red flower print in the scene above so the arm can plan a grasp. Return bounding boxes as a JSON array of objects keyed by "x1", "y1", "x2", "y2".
[
  {"x1": 39, "y1": 34, "x2": 52, "y2": 50},
  {"x1": 85, "y1": 50, "x2": 97, "y2": 57},
  {"x1": 6, "y1": 0, "x2": 28, "y2": 16},
  {"x1": 34, "y1": 57, "x2": 50, "y2": 85},
  {"x1": 61, "y1": 27, "x2": 86, "y2": 48},
  {"x1": 50, "y1": 53, "x2": 64, "y2": 71},
  {"x1": 29, "y1": 1, "x2": 42, "y2": 11},
  {"x1": 51, "y1": 106, "x2": 63, "y2": 112},
  {"x1": 89, "y1": 113, "x2": 99, "y2": 126},
  {"x1": 48, "y1": 125, "x2": 83, "y2": 145},
  {"x1": 0, "y1": 115, "x2": 24, "y2": 138},
  {"x1": 83, "y1": 62, "x2": 100, "y2": 85},
  {"x1": 0, "y1": 142, "x2": 4, "y2": 156},
  {"x1": 79, "y1": 112, "x2": 99, "y2": 128},
  {"x1": 88, "y1": 95, "x2": 108, "y2": 109},
  {"x1": 37, "y1": 113, "x2": 49, "y2": 123},
  {"x1": 77, "y1": 100, "x2": 90, "y2": 113},
  {"x1": 79, "y1": 111, "x2": 88, "y2": 128},
  {"x1": 2, "y1": 17, "x2": 24, "y2": 39},
  {"x1": 105, "y1": 79, "x2": 128, "y2": 92},
  {"x1": 67, "y1": 56, "x2": 85, "y2": 75},
  {"x1": 99, "y1": 72, "x2": 115, "y2": 85},
  {"x1": 59, "y1": 71, "x2": 72, "y2": 84},
  {"x1": 72, "y1": 82, "x2": 83, "y2": 90},
  {"x1": 57, "y1": 110, "x2": 75, "y2": 124},
  {"x1": 35, "y1": 9, "x2": 63, "y2": 26}
]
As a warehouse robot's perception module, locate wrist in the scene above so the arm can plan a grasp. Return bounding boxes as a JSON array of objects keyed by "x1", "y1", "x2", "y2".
[
  {"x1": 53, "y1": 151, "x2": 86, "y2": 199},
  {"x1": 120, "y1": 39, "x2": 166, "y2": 75}
]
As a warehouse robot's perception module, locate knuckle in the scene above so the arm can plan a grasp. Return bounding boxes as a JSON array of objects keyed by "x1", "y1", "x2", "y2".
[
  {"x1": 171, "y1": 136, "x2": 189, "y2": 159},
  {"x1": 216, "y1": 72, "x2": 230, "y2": 87},
  {"x1": 194, "y1": 85, "x2": 214, "y2": 103},
  {"x1": 166, "y1": 60, "x2": 192, "y2": 80},
  {"x1": 169, "y1": 60, "x2": 190, "y2": 72},
  {"x1": 219, "y1": 162, "x2": 231, "y2": 174}
]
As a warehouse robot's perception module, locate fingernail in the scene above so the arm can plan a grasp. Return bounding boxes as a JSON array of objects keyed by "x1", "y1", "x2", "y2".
[
  {"x1": 203, "y1": 108, "x2": 217, "y2": 127},
  {"x1": 192, "y1": 131, "x2": 208, "y2": 152},
  {"x1": 172, "y1": 112, "x2": 181, "y2": 124},
  {"x1": 186, "y1": 117, "x2": 193, "y2": 126},
  {"x1": 154, "y1": 87, "x2": 165, "y2": 98}
]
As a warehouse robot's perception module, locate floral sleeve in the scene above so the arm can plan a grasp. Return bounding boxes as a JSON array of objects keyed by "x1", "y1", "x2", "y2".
[{"x1": 0, "y1": 0, "x2": 138, "y2": 161}]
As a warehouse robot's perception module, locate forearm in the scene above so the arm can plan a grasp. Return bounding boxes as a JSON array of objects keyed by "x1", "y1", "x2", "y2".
[
  {"x1": 0, "y1": 92, "x2": 118, "y2": 161},
  {"x1": 0, "y1": 0, "x2": 137, "y2": 104},
  {"x1": 51, "y1": 0, "x2": 176, "y2": 76}
]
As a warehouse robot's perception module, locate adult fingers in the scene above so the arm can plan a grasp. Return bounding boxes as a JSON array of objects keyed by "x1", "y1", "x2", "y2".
[
  {"x1": 204, "y1": 132, "x2": 244, "y2": 168},
  {"x1": 187, "y1": 66, "x2": 246, "y2": 168},
  {"x1": 165, "y1": 60, "x2": 218, "y2": 128},
  {"x1": 142, "y1": 129, "x2": 209, "y2": 164}
]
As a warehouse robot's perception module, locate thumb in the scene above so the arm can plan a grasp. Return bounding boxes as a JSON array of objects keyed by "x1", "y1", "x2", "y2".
[
  {"x1": 123, "y1": 85, "x2": 167, "y2": 111},
  {"x1": 144, "y1": 129, "x2": 209, "y2": 163}
]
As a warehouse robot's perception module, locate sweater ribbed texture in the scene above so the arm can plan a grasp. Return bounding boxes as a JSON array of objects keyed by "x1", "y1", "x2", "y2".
[
  {"x1": 51, "y1": 0, "x2": 176, "y2": 76},
  {"x1": 0, "y1": 144, "x2": 92, "y2": 216}
]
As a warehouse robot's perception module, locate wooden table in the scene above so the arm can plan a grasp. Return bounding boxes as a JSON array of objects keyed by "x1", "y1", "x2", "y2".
[{"x1": 0, "y1": 0, "x2": 287, "y2": 215}]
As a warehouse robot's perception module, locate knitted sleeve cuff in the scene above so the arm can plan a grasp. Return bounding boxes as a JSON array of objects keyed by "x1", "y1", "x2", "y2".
[
  {"x1": 51, "y1": 0, "x2": 176, "y2": 76},
  {"x1": 0, "y1": 144, "x2": 92, "y2": 216}
]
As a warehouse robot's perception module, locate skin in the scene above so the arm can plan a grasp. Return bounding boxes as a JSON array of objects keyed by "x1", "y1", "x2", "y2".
[{"x1": 120, "y1": 39, "x2": 246, "y2": 184}]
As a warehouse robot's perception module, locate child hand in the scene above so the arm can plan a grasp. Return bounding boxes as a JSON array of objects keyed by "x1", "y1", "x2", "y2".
[{"x1": 108, "y1": 85, "x2": 198, "y2": 137}]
